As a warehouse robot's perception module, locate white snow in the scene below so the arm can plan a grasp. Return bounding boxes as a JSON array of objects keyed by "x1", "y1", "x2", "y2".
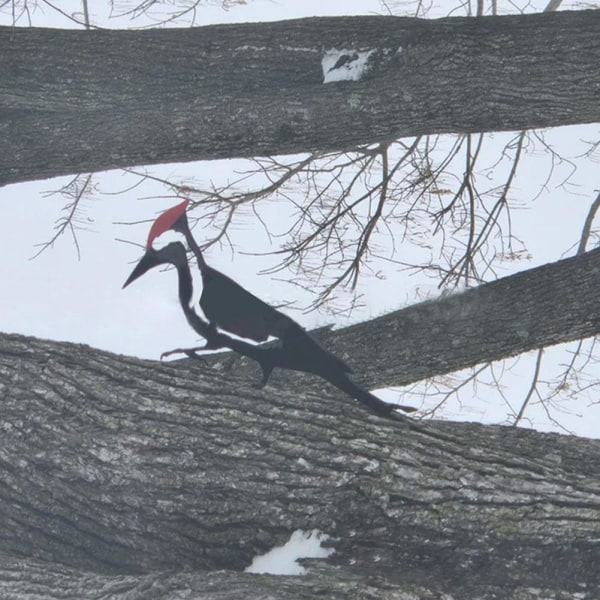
[
  {"x1": 322, "y1": 48, "x2": 376, "y2": 83},
  {"x1": 236, "y1": 45, "x2": 269, "y2": 52},
  {"x1": 245, "y1": 529, "x2": 334, "y2": 575},
  {"x1": 236, "y1": 45, "x2": 318, "y2": 53},
  {"x1": 281, "y1": 46, "x2": 319, "y2": 54}
]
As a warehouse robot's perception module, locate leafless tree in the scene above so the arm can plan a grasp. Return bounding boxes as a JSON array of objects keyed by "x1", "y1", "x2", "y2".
[{"x1": 3, "y1": 1, "x2": 600, "y2": 597}]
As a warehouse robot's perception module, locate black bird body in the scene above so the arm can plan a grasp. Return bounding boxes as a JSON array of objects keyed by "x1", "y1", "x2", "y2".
[
  {"x1": 172, "y1": 212, "x2": 278, "y2": 343},
  {"x1": 172, "y1": 209, "x2": 353, "y2": 376},
  {"x1": 202, "y1": 263, "x2": 349, "y2": 354},
  {"x1": 123, "y1": 240, "x2": 414, "y2": 417},
  {"x1": 199, "y1": 263, "x2": 279, "y2": 343},
  {"x1": 198, "y1": 265, "x2": 351, "y2": 375}
]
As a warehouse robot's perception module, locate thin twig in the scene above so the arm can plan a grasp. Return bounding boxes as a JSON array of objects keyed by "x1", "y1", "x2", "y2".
[
  {"x1": 513, "y1": 349, "x2": 544, "y2": 426},
  {"x1": 30, "y1": 174, "x2": 93, "y2": 260}
]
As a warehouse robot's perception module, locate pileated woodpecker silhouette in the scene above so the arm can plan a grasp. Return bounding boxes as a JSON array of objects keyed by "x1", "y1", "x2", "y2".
[
  {"x1": 136, "y1": 200, "x2": 352, "y2": 375},
  {"x1": 123, "y1": 201, "x2": 416, "y2": 417}
]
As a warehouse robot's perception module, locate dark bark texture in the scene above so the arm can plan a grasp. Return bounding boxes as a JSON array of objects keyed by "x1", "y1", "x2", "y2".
[
  {"x1": 2, "y1": 9, "x2": 600, "y2": 185},
  {"x1": 2, "y1": 250, "x2": 600, "y2": 598},
  {"x1": 0, "y1": 557, "x2": 592, "y2": 600}
]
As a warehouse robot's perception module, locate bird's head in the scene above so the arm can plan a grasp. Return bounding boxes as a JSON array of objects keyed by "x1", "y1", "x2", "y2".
[
  {"x1": 122, "y1": 199, "x2": 191, "y2": 289},
  {"x1": 122, "y1": 241, "x2": 188, "y2": 288}
]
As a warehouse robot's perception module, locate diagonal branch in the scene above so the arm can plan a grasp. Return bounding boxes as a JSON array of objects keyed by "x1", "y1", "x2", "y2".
[{"x1": 204, "y1": 245, "x2": 600, "y2": 392}]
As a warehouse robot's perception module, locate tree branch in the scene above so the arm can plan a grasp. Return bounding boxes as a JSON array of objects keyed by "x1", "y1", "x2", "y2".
[
  {"x1": 2, "y1": 9, "x2": 599, "y2": 184},
  {"x1": 205, "y1": 246, "x2": 600, "y2": 393},
  {"x1": 1, "y1": 328, "x2": 600, "y2": 595}
]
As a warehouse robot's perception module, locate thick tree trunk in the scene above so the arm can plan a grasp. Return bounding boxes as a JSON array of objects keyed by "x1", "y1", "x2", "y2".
[
  {"x1": 0, "y1": 556, "x2": 592, "y2": 599},
  {"x1": 1, "y1": 334, "x2": 600, "y2": 598},
  {"x1": 2, "y1": 9, "x2": 599, "y2": 185},
  {"x1": 2, "y1": 249, "x2": 600, "y2": 598}
]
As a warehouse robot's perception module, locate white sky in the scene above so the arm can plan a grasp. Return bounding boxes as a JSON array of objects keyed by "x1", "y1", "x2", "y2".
[{"x1": 2, "y1": 0, "x2": 599, "y2": 439}]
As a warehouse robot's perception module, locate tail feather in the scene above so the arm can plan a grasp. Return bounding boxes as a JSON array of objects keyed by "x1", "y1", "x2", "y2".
[
  {"x1": 283, "y1": 324, "x2": 353, "y2": 374},
  {"x1": 327, "y1": 373, "x2": 417, "y2": 418},
  {"x1": 273, "y1": 321, "x2": 414, "y2": 418}
]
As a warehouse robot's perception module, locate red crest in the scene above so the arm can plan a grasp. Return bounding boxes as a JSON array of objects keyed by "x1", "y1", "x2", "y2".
[{"x1": 146, "y1": 199, "x2": 189, "y2": 249}]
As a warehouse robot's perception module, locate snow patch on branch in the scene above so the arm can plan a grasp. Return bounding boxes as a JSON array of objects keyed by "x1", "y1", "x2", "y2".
[
  {"x1": 245, "y1": 529, "x2": 334, "y2": 575},
  {"x1": 322, "y1": 46, "x2": 402, "y2": 83},
  {"x1": 322, "y1": 48, "x2": 376, "y2": 83}
]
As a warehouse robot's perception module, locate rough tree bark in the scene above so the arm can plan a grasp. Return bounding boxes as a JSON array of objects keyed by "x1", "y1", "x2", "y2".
[
  {"x1": 2, "y1": 249, "x2": 600, "y2": 598},
  {"x1": 1, "y1": 9, "x2": 600, "y2": 185}
]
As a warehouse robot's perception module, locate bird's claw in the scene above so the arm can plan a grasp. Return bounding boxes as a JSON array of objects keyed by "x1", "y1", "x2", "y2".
[{"x1": 160, "y1": 348, "x2": 207, "y2": 363}]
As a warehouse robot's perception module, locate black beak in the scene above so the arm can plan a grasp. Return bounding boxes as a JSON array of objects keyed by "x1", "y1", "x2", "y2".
[{"x1": 122, "y1": 250, "x2": 159, "y2": 289}]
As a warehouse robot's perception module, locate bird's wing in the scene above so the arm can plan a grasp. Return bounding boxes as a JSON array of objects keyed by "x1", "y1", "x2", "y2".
[{"x1": 199, "y1": 271, "x2": 271, "y2": 342}]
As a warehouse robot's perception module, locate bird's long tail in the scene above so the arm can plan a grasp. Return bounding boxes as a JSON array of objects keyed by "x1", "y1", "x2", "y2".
[
  {"x1": 281, "y1": 323, "x2": 353, "y2": 374},
  {"x1": 278, "y1": 326, "x2": 415, "y2": 418},
  {"x1": 325, "y1": 372, "x2": 417, "y2": 418}
]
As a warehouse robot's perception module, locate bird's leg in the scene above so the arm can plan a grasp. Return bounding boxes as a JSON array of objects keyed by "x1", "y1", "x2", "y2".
[
  {"x1": 161, "y1": 322, "x2": 221, "y2": 361},
  {"x1": 252, "y1": 362, "x2": 274, "y2": 389}
]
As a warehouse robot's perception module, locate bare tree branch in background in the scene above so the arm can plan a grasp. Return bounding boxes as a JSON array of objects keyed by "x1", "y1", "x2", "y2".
[
  {"x1": 361, "y1": 0, "x2": 584, "y2": 426},
  {"x1": 1, "y1": 0, "x2": 246, "y2": 27},
  {"x1": 0, "y1": 0, "x2": 32, "y2": 25},
  {"x1": 397, "y1": 187, "x2": 600, "y2": 426},
  {"x1": 381, "y1": 0, "x2": 564, "y2": 16},
  {"x1": 108, "y1": 0, "x2": 247, "y2": 26},
  {"x1": 118, "y1": 125, "x2": 549, "y2": 313},
  {"x1": 82, "y1": 0, "x2": 90, "y2": 29},
  {"x1": 0, "y1": 0, "x2": 103, "y2": 27},
  {"x1": 517, "y1": 190, "x2": 600, "y2": 422},
  {"x1": 30, "y1": 173, "x2": 94, "y2": 260},
  {"x1": 413, "y1": 363, "x2": 491, "y2": 418},
  {"x1": 513, "y1": 348, "x2": 544, "y2": 426}
]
